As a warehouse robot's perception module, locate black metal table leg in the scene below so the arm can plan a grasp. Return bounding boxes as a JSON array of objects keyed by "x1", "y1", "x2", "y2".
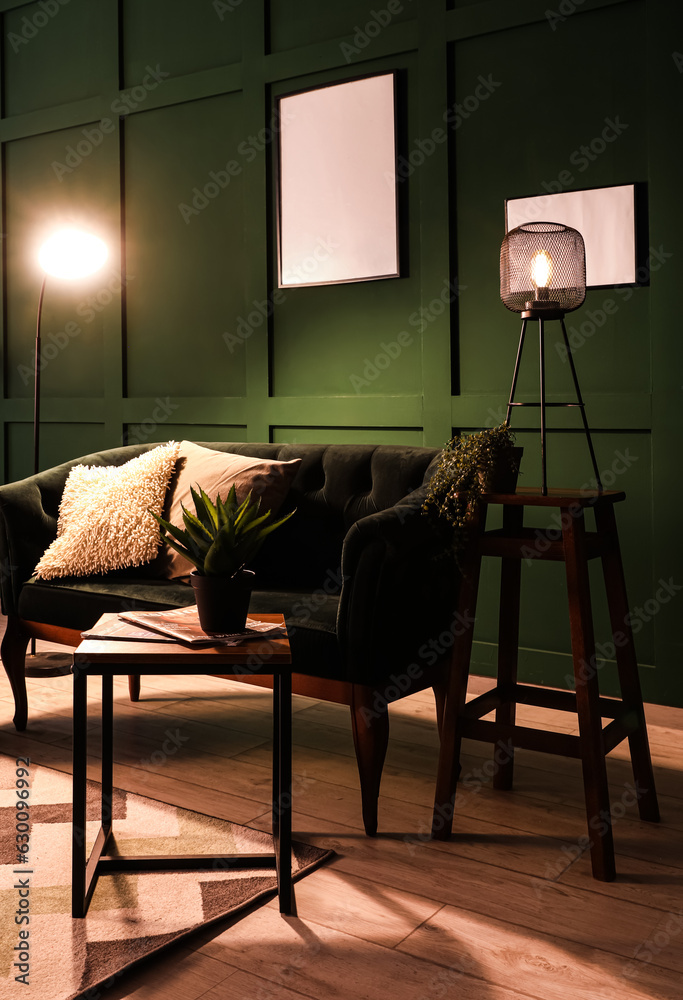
[
  {"x1": 101, "y1": 674, "x2": 113, "y2": 839},
  {"x1": 272, "y1": 670, "x2": 281, "y2": 843},
  {"x1": 71, "y1": 667, "x2": 87, "y2": 917},
  {"x1": 275, "y1": 670, "x2": 294, "y2": 914}
]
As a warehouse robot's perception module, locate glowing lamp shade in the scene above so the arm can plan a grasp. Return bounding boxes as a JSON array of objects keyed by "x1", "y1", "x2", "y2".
[
  {"x1": 38, "y1": 228, "x2": 108, "y2": 280},
  {"x1": 33, "y1": 227, "x2": 109, "y2": 478},
  {"x1": 500, "y1": 222, "x2": 585, "y2": 314}
]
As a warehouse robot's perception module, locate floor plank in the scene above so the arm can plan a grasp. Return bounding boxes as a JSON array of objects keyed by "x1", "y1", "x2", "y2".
[
  {"x1": 397, "y1": 904, "x2": 683, "y2": 1000},
  {"x1": 195, "y1": 905, "x2": 541, "y2": 1000},
  {"x1": 196, "y1": 968, "x2": 316, "y2": 1000},
  {"x1": 94, "y1": 945, "x2": 237, "y2": 1000}
]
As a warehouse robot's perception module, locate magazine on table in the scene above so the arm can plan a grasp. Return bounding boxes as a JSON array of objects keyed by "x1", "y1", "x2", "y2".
[
  {"x1": 80, "y1": 617, "x2": 177, "y2": 642},
  {"x1": 116, "y1": 604, "x2": 286, "y2": 646}
]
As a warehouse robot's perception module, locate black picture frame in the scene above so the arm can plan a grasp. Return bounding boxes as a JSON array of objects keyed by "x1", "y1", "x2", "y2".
[
  {"x1": 276, "y1": 71, "x2": 400, "y2": 288},
  {"x1": 505, "y1": 183, "x2": 644, "y2": 289}
]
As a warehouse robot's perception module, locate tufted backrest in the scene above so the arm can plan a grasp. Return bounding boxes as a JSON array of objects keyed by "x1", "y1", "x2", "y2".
[
  {"x1": 199, "y1": 442, "x2": 438, "y2": 521},
  {"x1": 0, "y1": 441, "x2": 440, "y2": 600},
  {"x1": 197, "y1": 443, "x2": 441, "y2": 589}
]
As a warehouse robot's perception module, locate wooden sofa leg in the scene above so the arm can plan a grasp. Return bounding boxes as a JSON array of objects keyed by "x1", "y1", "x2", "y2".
[
  {"x1": 1, "y1": 615, "x2": 30, "y2": 731},
  {"x1": 350, "y1": 684, "x2": 389, "y2": 837},
  {"x1": 128, "y1": 675, "x2": 140, "y2": 702}
]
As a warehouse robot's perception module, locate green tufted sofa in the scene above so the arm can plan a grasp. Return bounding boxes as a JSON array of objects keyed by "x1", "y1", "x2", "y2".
[{"x1": 0, "y1": 441, "x2": 459, "y2": 835}]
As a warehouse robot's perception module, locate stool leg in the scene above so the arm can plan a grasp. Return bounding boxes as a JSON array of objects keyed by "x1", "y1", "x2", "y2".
[
  {"x1": 432, "y1": 674, "x2": 447, "y2": 741},
  {"x1": 563, "y1": 507, "x2": 616, "y2": 881},
  {"x1": 432, "y1": 517, "x2": 485, "y2": 840},
  {"x1": 493, "y1": 505, "x2": 523, "y2": 791},
  {"x1": 595, "y1": 502, "x2": 659, "y2": 822}
]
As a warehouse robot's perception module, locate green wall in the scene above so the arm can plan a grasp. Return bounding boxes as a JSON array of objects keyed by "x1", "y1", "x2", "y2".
[{"x1": 1, "y1": 0, "x2": 681, "y2": 705}]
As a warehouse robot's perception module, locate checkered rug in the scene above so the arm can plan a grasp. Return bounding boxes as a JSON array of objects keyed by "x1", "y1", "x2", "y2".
[{"x1": 0, "y1": 756, "x2": 332, "y2": 1000}]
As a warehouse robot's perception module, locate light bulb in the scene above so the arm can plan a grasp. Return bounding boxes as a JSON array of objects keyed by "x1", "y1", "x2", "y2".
[
  {"x1": 38, "y1": 229, "x2": 108, "y2": 280},
  {"x1": 531, "y1": 249, "x2": 552, "y2": 294}
]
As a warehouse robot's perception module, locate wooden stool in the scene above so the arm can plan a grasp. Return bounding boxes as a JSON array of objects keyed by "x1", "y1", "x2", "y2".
[{"x1": 432, "y1": 488, "x2": 660, "y2": 881}]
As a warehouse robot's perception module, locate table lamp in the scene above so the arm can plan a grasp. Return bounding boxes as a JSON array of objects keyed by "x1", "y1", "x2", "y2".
[
  {"x1": 500, "y1": 221, "x2": 602, "y2": 496},
  {"x1": 26, "y1": 228, "x2": 108, "y2": 676}
]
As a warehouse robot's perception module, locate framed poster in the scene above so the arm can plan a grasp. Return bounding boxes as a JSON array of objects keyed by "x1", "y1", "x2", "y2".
[
  {"x1": 505, "y1": 184, "x2": 639, "y2": 287},
  {"x1": 276, "y1": 72, "x2": 400, "y2": 288}
]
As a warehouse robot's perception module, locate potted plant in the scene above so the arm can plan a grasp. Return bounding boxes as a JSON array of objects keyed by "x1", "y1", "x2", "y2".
[
  {"x1": 422, "y1": 423, "x2": 522, "y2": 560},
  {"x1": 151, "y1": 485, "x2": 295, "y2": 634}
]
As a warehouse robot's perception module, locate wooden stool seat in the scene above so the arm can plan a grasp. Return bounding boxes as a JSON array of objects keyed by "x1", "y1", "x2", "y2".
[{"x1": 432, "y1": 488, "x2": 660, "y2": 881}]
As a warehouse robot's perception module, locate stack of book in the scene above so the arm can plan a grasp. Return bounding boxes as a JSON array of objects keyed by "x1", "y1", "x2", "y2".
[{"x1": 81, "y1": 605, "x2": 286, "y2": 646}]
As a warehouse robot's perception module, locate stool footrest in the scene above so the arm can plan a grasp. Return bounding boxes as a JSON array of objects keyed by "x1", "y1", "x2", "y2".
[
  {"x1": 462, "y1": 699, "x2": 641, "y2": 758},
  {"x1": 602, "y1": 712, "x2": 640, "y2": 753},
  {"x1": 480, "y1": 528, "x2": 605, "y2": 561},
  {"x1": 462, "y1": 718, "x2": 582, "y2": 758},
  {"x1": 462, "y1": 688, "x2": 503, "y2": 717},
  {"x1": 464, "y1": 684, "x2": 627, "y2": 720}
]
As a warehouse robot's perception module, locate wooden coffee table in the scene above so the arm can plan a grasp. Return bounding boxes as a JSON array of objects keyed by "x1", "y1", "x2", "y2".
[{"x1": 71, "y1": 613, "x2": 293, "y2": 917}]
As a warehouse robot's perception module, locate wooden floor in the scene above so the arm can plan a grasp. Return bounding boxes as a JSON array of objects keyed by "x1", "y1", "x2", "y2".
[{"x1": 2, "y1": 639, "x2": 683, "y2": 1000}]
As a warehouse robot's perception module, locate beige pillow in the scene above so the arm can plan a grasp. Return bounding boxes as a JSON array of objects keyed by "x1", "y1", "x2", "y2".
[
  {"x1": 161, "y1": 441, "x2": 301, "y2": 579},
  {"x1": 34, "y1": 442, "x2": 180, "y2": 580}
]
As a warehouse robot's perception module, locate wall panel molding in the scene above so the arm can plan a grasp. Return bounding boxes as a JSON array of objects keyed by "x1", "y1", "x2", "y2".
[{"x1": 447, "y1": 0, "x2": 632, "y2": 41}]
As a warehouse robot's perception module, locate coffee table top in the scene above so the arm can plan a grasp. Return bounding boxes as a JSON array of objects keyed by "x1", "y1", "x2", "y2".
[{"x1": 73, "y1": 612, "x2": 291, "y2": 673}]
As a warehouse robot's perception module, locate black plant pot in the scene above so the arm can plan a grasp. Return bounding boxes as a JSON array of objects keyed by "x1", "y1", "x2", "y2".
[
  {"x1": 479, "y1": 447, "x2": 524, "y2": 494},
  {"x1": 190, "y1": 569, "x2": 255, "y2": 635}
]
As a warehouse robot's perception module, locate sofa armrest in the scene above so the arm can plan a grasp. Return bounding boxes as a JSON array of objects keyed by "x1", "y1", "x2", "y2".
[
  {"x1": 0, "y1": 445, "x2": 160, "y2": 617},
  {"x1": 0, "y1": 475, "x2": 66, "y2": 616},
  {"x1": 337, "y1": 485, "x2": 461, "y2": 685}
]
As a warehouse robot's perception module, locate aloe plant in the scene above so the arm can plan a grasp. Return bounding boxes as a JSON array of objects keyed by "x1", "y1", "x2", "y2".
[{"x1": 151, "y1": 484, "x2": 295, "y2": 578}]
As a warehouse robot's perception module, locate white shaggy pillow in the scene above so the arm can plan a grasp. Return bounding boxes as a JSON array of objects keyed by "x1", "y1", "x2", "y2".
[{"x1": 34, "y1": 442, "x2": 180, "y2": 580}]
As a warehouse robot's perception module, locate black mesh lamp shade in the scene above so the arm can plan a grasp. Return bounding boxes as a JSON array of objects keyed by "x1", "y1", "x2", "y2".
[
  {"x1": 501, "y1": 222, "x2": 586, "y2": 315},
  {"x1": 500, "y1": 221, "x2": 601, "y2": 496}
]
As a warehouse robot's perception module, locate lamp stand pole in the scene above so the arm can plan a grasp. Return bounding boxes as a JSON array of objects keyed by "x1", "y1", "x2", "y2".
[
  {"x1": 505, "y1": 308, "x2": 603, "y2": 497},
  {"x1": 25, "y1": 273, "x2": 72, "y2": 677},
  {"x1": 34, "y1": 274, "x2": 46, "y2": 476}
]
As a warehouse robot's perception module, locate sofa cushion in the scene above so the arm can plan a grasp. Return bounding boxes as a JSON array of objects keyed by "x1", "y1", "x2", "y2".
[
  {"x1": 19, "y1": 576, "x2": 197, "y2": 628},
  {"x1": 160, "y1": 441, "x2": 302, "y2": 579},
  {"x1": 33, "y1": 442, "x2": 180, "y2": 581}
]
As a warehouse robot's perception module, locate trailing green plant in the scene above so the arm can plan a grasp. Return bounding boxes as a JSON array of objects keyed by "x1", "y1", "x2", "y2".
[
  {"x1": 422, "y1": 423, "x2": 518, "y2": 555},
  {"x1": 151, "y1": 484, "x2": 295, "y2": 578}
]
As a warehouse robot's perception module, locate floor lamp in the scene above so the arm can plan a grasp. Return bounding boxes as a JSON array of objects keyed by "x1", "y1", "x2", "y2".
[
  {"x1": 25, "y1": 228, "x2": 108, "y2": 676},
  {"x1": 499, "y1": 221, "x2": 602, "y2": 497}
]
